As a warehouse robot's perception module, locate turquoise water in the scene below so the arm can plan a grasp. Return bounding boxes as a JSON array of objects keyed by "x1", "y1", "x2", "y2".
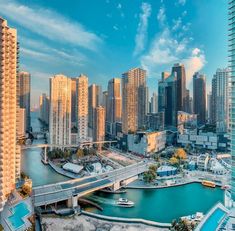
[
  {"x1": 201, "y1": 208, "x2": 226, "y2": 231},
  {"x1": 85, "y1": 183, "x2": 224, "y2": 223},
  {"x1": 8, "y1": 202, "x2": 30, "y2": 230},
  {"x1": 21, "y1": 112, "x2": 69, "y2": 186},
  {"x1": 24, "y1": 112, "x2": 225, "y2": 223}
]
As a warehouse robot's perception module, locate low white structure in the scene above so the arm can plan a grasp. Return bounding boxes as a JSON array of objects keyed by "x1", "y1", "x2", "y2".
[
  {"x1": 63, "y1": 163, "x2": 83, "y2": 174},
  {"x1": 178, "y1": 130, "x2": 218, "y2": 150},
  {"x1": 127, "y1": 130, "x2": 166, "y2": 156}
]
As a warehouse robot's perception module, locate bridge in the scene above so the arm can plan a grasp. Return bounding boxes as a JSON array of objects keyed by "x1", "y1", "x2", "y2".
[
  {"x1": 21, "y1": 140, "x2": 117, "y2": 163},
  {"x1": 32, "y1": 161, "x2": 148, "y2": 208}
]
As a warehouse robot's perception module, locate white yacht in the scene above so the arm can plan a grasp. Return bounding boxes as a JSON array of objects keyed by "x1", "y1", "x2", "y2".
[{"x1": 116, "y1": 198, "x2": 134, "y2": 207}]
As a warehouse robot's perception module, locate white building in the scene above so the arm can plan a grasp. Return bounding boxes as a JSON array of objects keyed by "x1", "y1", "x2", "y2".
[
  {"x1": 49, "y1": 75, "x2": 71, "y2": 145},
  {"x1": 17, "y1": 108, "x2": 26, "y2": 137},
  {"x1": 128, "y1": 131, "x2": 166, "y2": 155}
]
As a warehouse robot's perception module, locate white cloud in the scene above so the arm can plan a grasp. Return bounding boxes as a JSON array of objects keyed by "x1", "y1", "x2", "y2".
[
  {"x1": 113, "y1": 25, "x2": 119, "y2": 31},
  {"x1": 184, "y1": 48, "x2": 206, "y2": 83},
  {"x1": 157, "y1": 6, "x2": 166, "y2": 26},
  {"x1": 0, "y1": 0, "x2": 102, "y2": 51},
  {"x1": 133, "y1": 2, "x2": 152, "y2": 56},
  {"x1": 178, "y1": 0, "x2": 186, "y2": 6},
  {"x1": 172, "y1": 17, "x2": 182, "y2": 31},
  {"x1": 19, "y1": 37, "x2": 86, "y2": 65},
  {"x1": 117, "y1": 3, "x2": 122, "y2": 9}
]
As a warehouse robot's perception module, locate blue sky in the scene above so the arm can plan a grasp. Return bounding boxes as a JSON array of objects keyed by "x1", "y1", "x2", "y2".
[{"x1": 0, "y1": 0, "x2": 227, "y2": 106}]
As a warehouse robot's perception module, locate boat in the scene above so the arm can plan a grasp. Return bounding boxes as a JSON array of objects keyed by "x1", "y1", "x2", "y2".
[
  {"x1": 202, "y1": 180, "x2": 216, "y2": 188},
  {"x1": 116, "y1": 198, "x2": 134, "y2": 207},
  {"x1": 221, "y1": 185, "x2": 230, "y2": 190}
]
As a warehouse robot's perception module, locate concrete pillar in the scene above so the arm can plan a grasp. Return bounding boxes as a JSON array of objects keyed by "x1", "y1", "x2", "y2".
[
  {"x1": 44, "y1": 147, "x2": 47, "y2": 163},
  {"x1": 112, "y1": 181, "x2": 120, "y2": 191},
  {"x1": 67, "y1": 196, "x2": 78, "y2": 208}
]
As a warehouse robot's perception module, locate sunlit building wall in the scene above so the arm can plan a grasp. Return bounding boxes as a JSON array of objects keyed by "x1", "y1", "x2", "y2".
[
  {"x1": 76, "y1": 74, "x2": 89, "y2": 142},
  {"x1": 0, "y1": 17, "x2": 20, "y2": 211},
  {"x1": 49, "y1": 75, "x2": 71, "y2": 145}
]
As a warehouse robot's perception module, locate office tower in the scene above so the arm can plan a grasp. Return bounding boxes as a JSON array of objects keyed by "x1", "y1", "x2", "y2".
[
  {"x1": 184, "y1": 89, "x2": 191, "y2": 113},
  {"x1": 49, "y1": 75, "x2": 71, "y2": 145},
  {"x1": 39, "y1": 93, "x2": 49, "y2": 125},
  {"x1": 229, "y1": 0, "x2": 235, "y2": 201},
  {"x1": 193, "y1": 72, "x2": 206, "y2": 125},
  {"x1": 94, "y1": 106, "x2": 105, "y2": 149},
  {"x1": 213, "y1": 68, "x2": 230, "y2": 133},
  {"x1": 158, "y1": 72, "x2": 177, "y2": 127},
  {"x1": 150, "y1": 92, "x2": 158, "y2": 113},
  {"x1": 19, "y1": 71, "x2": 31, "y2": 131},
  {"x1": 0, "y1": 17, "x2": 20, "y2": 211},
  {"x1": 76, "y1": 74, "x2": 89, "y2": 142},
  {"x1": 102, "y1": 91, "x2": 108, "y2": 119},
  {"x1": 122, "y1": 68, "x2": 147, "y2": 133},
  {"x1": 171, "y1": 63, "x2": 186, "y2": 112},
  {"x1": 88, "y1": 84, "x2": 102, "y2": 130},
  {"x1": 107, "y1": 78, "x2": 122, "y2": 136},
  {"x1": 71, "y1": 78, "x2": 77, "y2": 127},
  {"x1": 211, "y1": 76, "x2": 217, "y2": 124}
]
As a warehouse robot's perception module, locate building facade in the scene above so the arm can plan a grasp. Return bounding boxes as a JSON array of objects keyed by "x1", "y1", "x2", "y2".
[
  {"x1": 94, "y1": 106, "x2": 105, "y2": 145},
  {"x1": 150, "y1": 92, "x2": 158, "y2": 113},
  {"x1": 193, "y1": 72, "x2": 206, "y2": 125},
  {"x1": 122, "y1": 68, "x2": 147, "y2": 133},
  {"x1": 19, "y1": 71, "x2": 31, "y2": 131},
  {"x1": 76, "y1": 74, "x2": 89, "y2": 142},
  {"x1": 0, "y1": 18, "x2": 20, "y2": 211},
  {"x1": 39, "y1": 93, "x2": 49, "y2": 125},
  {"x1": 49, "y1": 75, "x2": 71, "y2": 145},
  {"x1": 71, "y1": 78, "x2": 77, "y2": 127},
  {"x1": 106, "y1": 78, "x2": 122, "y2": 136}
]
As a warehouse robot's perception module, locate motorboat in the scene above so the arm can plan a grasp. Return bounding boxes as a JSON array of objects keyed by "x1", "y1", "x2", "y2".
[{"x1": 116, "y1": 198, "x2": 134, "y2": 207}]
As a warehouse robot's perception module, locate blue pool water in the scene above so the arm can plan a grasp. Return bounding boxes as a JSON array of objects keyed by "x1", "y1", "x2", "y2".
[
  {"x1": 8, "y1": 202, "x2": 30, "y2": 230},
  {"x1": 201, "y1": 208, "x2": 226, "y2": 231}
]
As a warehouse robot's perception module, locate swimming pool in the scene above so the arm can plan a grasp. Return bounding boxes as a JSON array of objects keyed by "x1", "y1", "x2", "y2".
[
  {"x1": 200, "y1": 208, "x2": 226, "y2": 231},
  {"x1": 8, "y1": 202, "x2": 30, "y2": 230}
]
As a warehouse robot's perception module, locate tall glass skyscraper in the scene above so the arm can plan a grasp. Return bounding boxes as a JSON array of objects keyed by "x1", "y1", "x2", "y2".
[{"x1": 229, "y1": 0, "x2": 235, "y2": 200}]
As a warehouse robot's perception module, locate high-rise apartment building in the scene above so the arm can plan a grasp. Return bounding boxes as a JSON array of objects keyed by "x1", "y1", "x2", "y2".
[
  {"x1": 76, "y1": 74, "x2": 89, "y2": 142},
  {"x1": 94, "y1": 106, "x2": 105, "y2": 148},
  {"x1": 171, "y1": 63, "x2": 186, "y2": 112},
  {"x1": 0, "y1": 17, "x2": 20, "y2": 211},
  {"x1": 49, "y1": 75, "x2": 71, "y2": 145},
  {"x1": 211, "y1": 76, "x2": 217, "y2": 124},
  {"x1": 122, "y1": 68, "x2": 147, "y2": 133},
  {"x1": 71, "y1": 78, "x2": 77, "y2": 127},
  {"x1": 88, "y1": 84, "x2": 102, "y2": 129},
  {"x1": 229, "y1": 0, "x2": 235, "y2": 201},
  {"x1": 193, "y1": 72, "x2": 206, "y2": 125},
  {"x1": 106, "y1": 78, "x2": 122, "y2": 136},
  {"x1": 19, "y1": 71, "x2": 31, "y2": 131},
  {"x1": 39, "y1": 93, "x2": 49, "y2": 125},
  {"x1": 213, "y1": 68, "x2": 230, "y2": 133},
  {"x1": 17, "y1": 108, "x2": 26, "y2": 137}
]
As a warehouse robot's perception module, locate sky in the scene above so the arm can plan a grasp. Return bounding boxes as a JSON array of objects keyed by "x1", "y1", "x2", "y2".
[{"x1": 0, "y1": 0, "x2": 228, "y2": 107}]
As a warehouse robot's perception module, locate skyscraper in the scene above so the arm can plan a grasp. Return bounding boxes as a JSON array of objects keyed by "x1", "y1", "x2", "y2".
[
  {"x1": 211, "y1": 76, "x2": 217, "y2": 124},
  {"x1": 107, "y1": 78, "x2": 122, "y2": 136},
  {"x1": 158, "y1": 72, "x2": 177, "y2": 127},
  {"x1": 213, "y1": 68, "x2": 230, "y2": 133},
  {"x1": 171, "y1": 63, "x2": 186, "y2": 112},
  {"x1": 49, "y1": 75, "x2": 71, "y2": 145},
  {"x1": 39, "y1": 93, "x2": 49, "y2": 125},
  {"x1": 19, "y1": 71, "x2": 31, "y2": 131},
  {"x1": 71, "y1": 78, "x2": 77, "y2": 127},
  {"x1": 0, "y1": 17, "x2": 20, "y2": 211},
  {"x1": 76, "y1": 74, "x2": 89, "y2": 142},
  {"x1": 193, "y1": 72, "x2": 206, "y2": 125},
  {"x1": 88, "y1": 84, "x2": 102, "y2": 128},
  {"x1": 150, "y1": 92, "x2": 158, "y2": 113},
  {"x1": 94, "y1": 106, "x2": 105, "y2": 149},
  {"x1": 229, "y1": 0, "x2": 235, "y2": 201},
  {"x1": 122, "y1": 68, "x2": 147, "y2": 133}
]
